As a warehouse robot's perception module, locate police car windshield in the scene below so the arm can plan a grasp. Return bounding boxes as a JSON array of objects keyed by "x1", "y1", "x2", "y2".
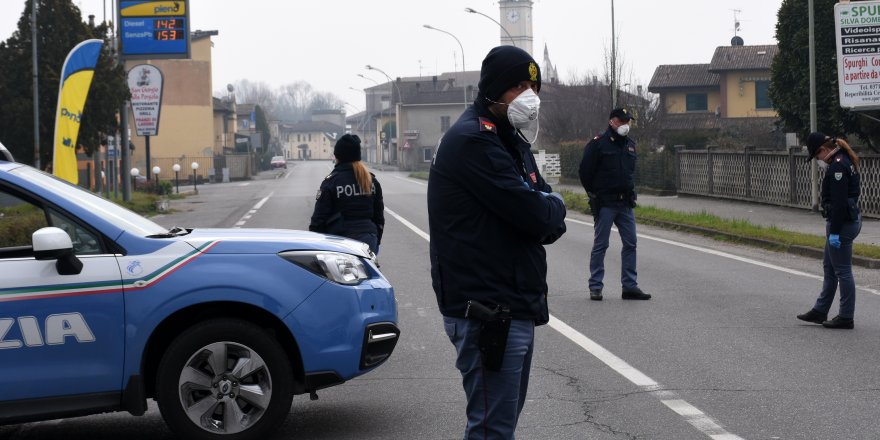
[{"x1": 13, "y1": 166, "x2": 167, "y2": 236}]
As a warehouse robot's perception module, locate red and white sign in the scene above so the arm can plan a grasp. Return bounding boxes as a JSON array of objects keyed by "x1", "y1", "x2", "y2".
[{"x1": 127, "y1": 64, "x2": 164, "y2": 136}]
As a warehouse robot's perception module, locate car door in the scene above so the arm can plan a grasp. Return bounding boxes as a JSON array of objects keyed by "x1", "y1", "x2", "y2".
[{"x1": 0, "y1": 187, "x2": 124, "y2": 402}]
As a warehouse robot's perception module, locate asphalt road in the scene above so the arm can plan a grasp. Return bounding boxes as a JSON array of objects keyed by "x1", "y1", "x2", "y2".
[{"x1": 4, "y1": 160, "x2": 880, "y2": 440}]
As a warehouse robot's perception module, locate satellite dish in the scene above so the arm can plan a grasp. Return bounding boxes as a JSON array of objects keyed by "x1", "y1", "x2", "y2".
[{"x1": 227, "y1": 84, "x2": 234, "y2": 92}]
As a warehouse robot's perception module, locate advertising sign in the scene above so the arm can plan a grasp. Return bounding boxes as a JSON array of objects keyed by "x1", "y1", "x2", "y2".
[
  {"x1": 127, "y1": 64, "x2": 164, "y2": 136},
  {"x1": 119, "y1": 0, "x2": 190, "y2": 59},
  {"x1": 835, "y1": 1, "x2": 880, "y2": 109}
]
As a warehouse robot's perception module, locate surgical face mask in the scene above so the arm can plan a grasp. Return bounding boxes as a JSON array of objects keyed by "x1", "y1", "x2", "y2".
[
  {"x1": 507, "y1": 88, "x2": 540, "y2": 129},
  {"x1": 616, "y1": 123, "x2": 631, "y2": 137}
]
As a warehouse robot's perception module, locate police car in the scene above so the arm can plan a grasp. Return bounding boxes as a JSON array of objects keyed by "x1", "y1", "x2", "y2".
[{"x1": 0, "y1": 143, "x2": 399, "y2": 439}]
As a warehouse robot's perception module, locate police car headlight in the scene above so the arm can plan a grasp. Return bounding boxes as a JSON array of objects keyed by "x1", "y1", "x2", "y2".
[{"x1": 280, "y1": 251, "x2": 369, "y2": 285}]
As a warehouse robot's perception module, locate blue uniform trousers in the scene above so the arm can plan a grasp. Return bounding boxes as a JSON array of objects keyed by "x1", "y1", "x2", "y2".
[
  {"x1": 589, "y1": 203, "x2": 638, "y2": 291},
  {"x1": 813, "y1": 217, "x2": 862, "y2": 318},
  {"x1": 443, "y1": 316, "x2": 535, "y2": 440}
]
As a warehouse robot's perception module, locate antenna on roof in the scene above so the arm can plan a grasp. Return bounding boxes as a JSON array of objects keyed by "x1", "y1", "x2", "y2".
[{"x1": 730, "y1": 9, "x2": 744, "y2": 46}]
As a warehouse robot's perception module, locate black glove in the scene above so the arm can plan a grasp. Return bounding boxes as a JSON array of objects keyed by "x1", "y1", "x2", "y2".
[{"x1": 587, "y1": 193, "x2": 601, "y2": 221}]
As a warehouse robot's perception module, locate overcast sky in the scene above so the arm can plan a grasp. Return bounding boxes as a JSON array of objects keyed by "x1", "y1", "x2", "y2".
[{"x1": 2, "y1": 0, "x2": 784, "y2": 113}]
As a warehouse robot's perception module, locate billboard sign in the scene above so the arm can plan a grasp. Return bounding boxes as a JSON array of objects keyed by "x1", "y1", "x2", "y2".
[
  {"x1": 835, "y1": 1, "x2": 880, "y2": 109},
  {"x1": 119, "y1": 0, "x2": 191, "y2": 59},
  {"x1": 127, "y1": 64, "x2": 164, "y2": 136}
]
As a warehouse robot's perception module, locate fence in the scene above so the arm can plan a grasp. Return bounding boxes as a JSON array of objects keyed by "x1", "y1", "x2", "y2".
[{"x1": 676, "y1": 147, "x2": 880, "y2": 218}]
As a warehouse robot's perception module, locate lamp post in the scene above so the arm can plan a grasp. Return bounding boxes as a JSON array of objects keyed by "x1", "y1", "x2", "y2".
[
  {"x1": 465, "y1": 7, "x2": 515, "y2": 47},
  {"x1": 424, "y1": 24, "x2": 468, "y2": 109},
  {"x1": 130, "y1": 168, "x2": 139, "y2": 191},
  {"x1": 366, "y1": 65, "x2": 402, "y2": 165},
  {"x1": 611, "y1": 0, "x2": 618, "y2": 109},
  {"x1": 172, "y1": 163, "x2": 180, "y2": 194},
  {"x1": 357, "y1": 73, "x2": 379, "y2": 85},
  {"x1": 191, "y1": 161, "x2": 199, "y2": 195},
  {"x1": 152, "y1": 166, "x2": 160, "y2": 194}
]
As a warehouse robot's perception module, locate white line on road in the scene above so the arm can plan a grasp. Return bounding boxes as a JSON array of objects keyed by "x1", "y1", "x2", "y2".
[
  {"x1": 392, "y1": 175, "x2": 427, "y2": 186},
  {"x1": 234, "y1": 192, "x2": 273, "y2": 228},
  {"x1": 388, "y1": 207, "x2": 743, "y2": 440},
  {"x1": 565, "y1": 218, "x2": 880, "y2": 296}
]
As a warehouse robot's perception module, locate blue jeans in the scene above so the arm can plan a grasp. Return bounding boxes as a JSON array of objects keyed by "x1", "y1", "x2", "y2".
[
  {"x1": 813, "y1": 218, "x2": 862, "y2": 319},
  {"x1": 443, "y1": 316, "x2": 535, "y2": 440},
  {"x1": 589, "y1": 203, "x2": 638, "y2": 291}
]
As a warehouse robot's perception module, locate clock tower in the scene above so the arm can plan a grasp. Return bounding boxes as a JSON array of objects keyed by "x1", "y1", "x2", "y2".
[{"x1": 498, "y1": 0, "x2": 534, "y2": 57}]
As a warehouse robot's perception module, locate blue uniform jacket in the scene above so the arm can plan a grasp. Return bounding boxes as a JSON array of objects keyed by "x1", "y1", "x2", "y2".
[
  {"x1": 578, "y1": 126, "x2": 637, "y2": 198},
  {"x1": 427, "y1": 100, "x2": 567, "y2": 324},
  {"x1": 309, "y1": 162, "x2": 385, "y2": 244},
  {"x1": 821, "y1": 151, "x2": 861, "y2": 234}
]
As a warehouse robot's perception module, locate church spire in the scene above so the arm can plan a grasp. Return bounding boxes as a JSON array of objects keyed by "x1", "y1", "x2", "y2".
[{"x1": 542, "y1": 43, "x2": 559, "y2": 84}]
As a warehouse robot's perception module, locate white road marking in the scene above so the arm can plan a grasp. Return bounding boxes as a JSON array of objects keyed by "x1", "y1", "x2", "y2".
[
  {"x1": 392, "y1": 175, "x2": 427, "y2": 186},
  {"x1": 389, "y1": 208, "x2": 743, "y2": 440},
  {"x1": 234, "y1": 192, "x2": 273, "y2": 228},
  {"x1": 565, "y1": 218, "x2": 880, "y2": 296}
]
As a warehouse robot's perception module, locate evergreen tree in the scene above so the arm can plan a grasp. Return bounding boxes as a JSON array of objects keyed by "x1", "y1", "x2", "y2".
[
  {"x1": 770, "y1": 0, "x2": 880, "y2": 148},
  {"x1": 0, "y1": 0, "x2": 128, "y2": 167}
]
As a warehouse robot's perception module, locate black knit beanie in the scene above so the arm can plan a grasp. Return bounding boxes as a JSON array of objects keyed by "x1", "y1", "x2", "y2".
[
  {"x1": 478, "y1": 45, "x2": 541, "y2": 102},
  {"x1": 334, "y1": 134, "x2": 361, "y2": 163}
]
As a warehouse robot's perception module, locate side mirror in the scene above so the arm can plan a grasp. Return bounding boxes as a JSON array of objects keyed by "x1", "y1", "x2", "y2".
[{"x1": 33, "y1": 227, "x2": 83, "y2": 275}]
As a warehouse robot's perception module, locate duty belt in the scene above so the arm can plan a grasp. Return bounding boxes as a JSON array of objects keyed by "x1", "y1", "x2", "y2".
[{"x1": 598, "y1": 192, "x2": 631, "y2": 202}]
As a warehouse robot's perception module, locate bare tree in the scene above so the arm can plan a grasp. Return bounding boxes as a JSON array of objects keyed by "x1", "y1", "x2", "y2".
[{"x1": 232, "y1": 79, "x2": 278, "y2": 115}]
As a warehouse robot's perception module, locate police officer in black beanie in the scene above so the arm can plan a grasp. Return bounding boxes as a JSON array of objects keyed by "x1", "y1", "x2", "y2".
[
  {"x1": 427, "y1": 45, "x2": 567, "y2": 439},
  {"x1": 309, "y1": 134, "x2": 384, "y2": 253}
]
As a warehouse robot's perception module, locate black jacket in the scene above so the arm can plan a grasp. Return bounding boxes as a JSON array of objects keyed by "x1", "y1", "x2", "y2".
[
  {"x1": 821, "y1": 151, "x2": 861, "y2": 234},
  {"x1": 309, "y1": 162, "x2": 384, "y2": 243},
  {"x1": 578, "y1": 126, "x2": 637, "y2": 197},
  {"x1": 427, "y1": 100, "x2": 567, "y2": 324}
]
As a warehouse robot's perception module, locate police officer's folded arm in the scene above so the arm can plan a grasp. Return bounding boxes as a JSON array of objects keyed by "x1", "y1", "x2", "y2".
[
  {"x1": 309, "y1": 181, "x2": 336, "y2": 233},
  {"x1": 458, "y1": 147, "x2": 566, "y2": 240}
]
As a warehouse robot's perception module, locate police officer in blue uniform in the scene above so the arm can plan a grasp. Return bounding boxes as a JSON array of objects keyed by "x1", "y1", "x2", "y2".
[
  {"x1": 428, "y1": 45, "x2": 567, "y2": 439},
  {"x1": 578, "y1": 108, "x2": 650, "y2": 301},
  {"x1": 797, "y1": 132, "x2": 862, "y2": 329},
  {"x1": 309, "y1": 134, "x2": 384, "y2": 253}
]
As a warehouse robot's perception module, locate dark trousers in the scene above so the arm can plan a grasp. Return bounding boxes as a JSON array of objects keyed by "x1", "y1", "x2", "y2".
[
  {"x1": 813, "y1": 218, "x2": 862, "y2": 318},
  {"x1": 589, "y1": 203, "x2": 638, "y2": 291},
  {"x1": 443, "y1": 316, "x2": 535, "y2": 440}
]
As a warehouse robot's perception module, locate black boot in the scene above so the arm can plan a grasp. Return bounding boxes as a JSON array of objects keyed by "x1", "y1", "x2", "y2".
[
  {"x1": 822, "y1": 315, "x2": 854, "y2": 329},
  {"x1": 590, "y1": 290, "x2": 603, "y2": 301},
  {"x1": 796, "y1": 309, "x2": 827, "y2": 325},
  {"x1": 622, "y1": 287, "x2": 651, "y2": 300}
]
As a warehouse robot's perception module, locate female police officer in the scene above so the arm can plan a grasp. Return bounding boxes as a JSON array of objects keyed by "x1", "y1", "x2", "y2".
[
  {"x1": 309, "y1": 134, "x2": 384, "y2": 253},
  {"x1": 797, "y1": 132, "x2": 862, "y2": 329}
]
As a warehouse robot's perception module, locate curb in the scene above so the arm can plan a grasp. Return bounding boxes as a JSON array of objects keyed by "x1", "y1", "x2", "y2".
[{"x1": 639, "y1": 218, "x2": 880, "y2": 269}]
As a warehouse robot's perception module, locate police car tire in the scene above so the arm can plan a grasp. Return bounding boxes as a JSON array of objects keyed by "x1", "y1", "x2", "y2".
[{"x1": 155, "y1": 318, "x2": 294, "y2": 440}]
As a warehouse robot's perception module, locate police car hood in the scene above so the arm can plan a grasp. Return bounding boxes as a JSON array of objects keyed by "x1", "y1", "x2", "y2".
[{"x1": 179, "y1": 228, "x2": 373, "y2": 258}]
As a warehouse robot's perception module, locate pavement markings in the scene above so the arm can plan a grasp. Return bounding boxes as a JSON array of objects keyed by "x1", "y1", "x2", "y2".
[
  {"x1": 385, "y1": 206, "x2": 744, "y2": 440},
  {"x1": 566, "y1": 218, "x2": 880, "y2": 296},
  {"x1": 234, "y1": 192, "x2": 273, "y2": 228}
]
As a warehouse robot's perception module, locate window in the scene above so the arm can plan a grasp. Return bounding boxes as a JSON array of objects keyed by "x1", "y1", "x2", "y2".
[
  {"x1": 423, "y1": 148, "x2": 434, "y2": 162},
  {"x1": 755, "y1": 80, "x2": 772, "y2": 109},
  {"x1": 685, "y1": 93, "x2": 708, "y2": 112},
  {"x1": 440, "y1": 116, "x2": 451, "y2": 132}
]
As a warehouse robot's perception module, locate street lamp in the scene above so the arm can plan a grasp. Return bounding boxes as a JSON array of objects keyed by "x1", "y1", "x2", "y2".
[
  {"x1": 152, "y1": 166, "x2": 160, "y2": 194},
  {"x1": 465, "y1": 7, "x2": 515, "y2": 47},
  {"x1": 191, "y1": 161, "x2": 199, "y2": 195},
  {"x1": 611, "y1": 0, "x2": 618, "y2": 108},
  {"x1": 172, "y1": 163, "x2": 180, "y2": 194},
  {"x1": 424, "y1": 24, "x2": 468, "y2": 109},
  {"x1": 130, "y1": 168, "x2": 139, "y2": 191},
  {"x1": 357, "y1": 73, "x2": 379, "y2": 85},
  {"x1": 366, "y1": 65, "x2": 402, "y2": 166}
]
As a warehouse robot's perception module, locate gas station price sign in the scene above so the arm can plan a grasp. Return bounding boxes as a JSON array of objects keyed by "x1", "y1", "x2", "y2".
[{"x1": 119, "y1": 0, "x2": 191, "y2": 59}]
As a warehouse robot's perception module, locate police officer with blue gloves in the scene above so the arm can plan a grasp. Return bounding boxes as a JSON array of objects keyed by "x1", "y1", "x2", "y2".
[
  {"x1": 797, "y1": 132, "x2": 862, "y2": 329},
  {"x1": 428, "y1": 45, "x2": 567, "y2": 440},
  {"x1": 309, "y1": 134, "x2": 384, "y2": 253},
  {"x1": 578, "y1": 108, "x2": 650, "y2": 301}
]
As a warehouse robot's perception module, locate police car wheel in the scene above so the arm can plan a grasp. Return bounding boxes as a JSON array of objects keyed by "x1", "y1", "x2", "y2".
[{"x1": 155, "y1": 319, "x2": 294, "y2": 440}]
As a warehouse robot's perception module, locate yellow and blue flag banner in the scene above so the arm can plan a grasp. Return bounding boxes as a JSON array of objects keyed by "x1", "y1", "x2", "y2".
[{"x1": 53, "y1": 39, "x2": 104, "y2": 184}]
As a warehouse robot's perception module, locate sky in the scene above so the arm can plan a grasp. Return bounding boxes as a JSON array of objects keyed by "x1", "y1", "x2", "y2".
[{"x1": 1, "y1": 0, "x2": 785, "y2": 114}]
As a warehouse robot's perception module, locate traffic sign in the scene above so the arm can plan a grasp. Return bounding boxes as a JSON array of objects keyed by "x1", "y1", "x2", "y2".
[{"x1": 835, "y1": 1, "x2": 880, "y2": 109}]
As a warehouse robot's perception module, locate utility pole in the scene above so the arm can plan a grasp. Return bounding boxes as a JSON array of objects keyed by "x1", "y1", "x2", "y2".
[
  {"x1": 32, "y1": 0, "x2": 40, "y2": 169},
  {"x1": 809, "y1": 0, "x2": 819, "y2": 211}
]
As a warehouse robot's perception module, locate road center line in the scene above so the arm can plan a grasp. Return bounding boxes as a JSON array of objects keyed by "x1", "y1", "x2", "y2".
[
  {"x1": 234, "y1": 192, "x2": 273, "y2": 228},
  {"x1": 387, "y1": 207, "x2": 743, "y2": 440}
]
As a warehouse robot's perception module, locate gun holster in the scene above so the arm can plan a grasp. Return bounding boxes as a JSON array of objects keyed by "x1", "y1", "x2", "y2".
[{"x1": 465, "y1": 300, "x2": 512, "y2": 372}]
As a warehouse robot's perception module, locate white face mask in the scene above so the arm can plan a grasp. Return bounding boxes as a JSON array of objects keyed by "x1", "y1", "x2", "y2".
[
  {"x1": 507, "y1": 88, "x2": 540, "y2": 129},
  {"x1": 615, "y1": 123, "x2": 631, "y2": 137}
]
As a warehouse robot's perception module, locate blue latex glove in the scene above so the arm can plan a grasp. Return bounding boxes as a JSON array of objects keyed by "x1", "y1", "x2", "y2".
[{"x1": 828, "y1": 234, "x2": 841, "y2": 249}]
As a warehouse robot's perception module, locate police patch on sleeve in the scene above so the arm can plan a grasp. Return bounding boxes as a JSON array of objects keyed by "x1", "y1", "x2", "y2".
[
  {"x1": 834, "y1": 172, "x2": 843, "y2": 181},
  {"x1": 315, "y1": 189, "x2": 322, "y2": 200}
]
